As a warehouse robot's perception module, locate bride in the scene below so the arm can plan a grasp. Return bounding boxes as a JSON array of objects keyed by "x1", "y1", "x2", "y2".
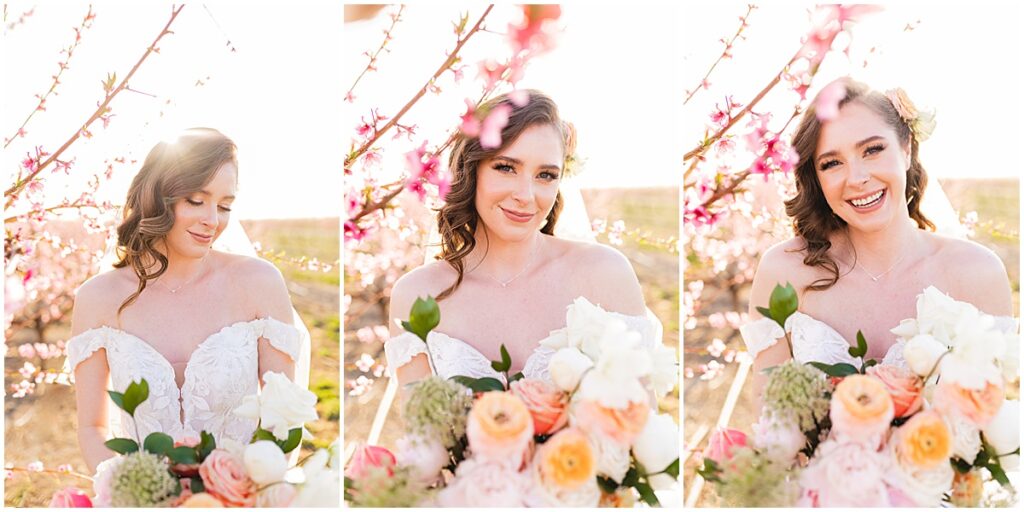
[
  {"x1": 745, "y1": 78, "x2": 1014, "y2": 395},
  {"x1": 385, "y1": 90, "x2": 653, "y2": 387},
  {"x1": 68, "y1": 128, "x2": 304, "y2": 473}
]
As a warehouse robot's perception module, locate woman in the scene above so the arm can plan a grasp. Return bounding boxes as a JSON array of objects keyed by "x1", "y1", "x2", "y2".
[
  {"x1": 744, "y1": 78, "x2": 1013, "y2": 395},
  {"x1": 68, "y1": 128, "x2": 302, "y2": 473},
  {"x1": 385, "y1": 90, "x2": 653, "y2": 386}
]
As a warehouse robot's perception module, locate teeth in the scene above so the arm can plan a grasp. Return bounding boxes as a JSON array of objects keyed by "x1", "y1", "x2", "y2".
[{"x1": 850, "y1": 190, "x2": 883, "y2": 207}]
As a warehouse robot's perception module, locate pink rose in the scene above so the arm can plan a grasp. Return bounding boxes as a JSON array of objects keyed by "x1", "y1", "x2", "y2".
[
  {"x1": 510, "y1": 378, "x2": 569, "y2": 436},
  {"x1": 345, "y1": 443, "x2": 397, "y2": 480},
  {"x1": 437, "y1": 457, "x2": 529, "y2": 507},
  {"x1": 866, "y1": 365, "x2": 924, "y2": 418},
  {"x1": 798, "y1": 439, "x2": 890, "y2": 507},
  {"x1": 703, "y1": 427, "x2": 747, "y2": 464},
  {"x1": 199, "y1": 449, "x2": 257, "y2": 507},
  {"x1": 49, "y1": 487, "x2": 92, "y2": 508}
]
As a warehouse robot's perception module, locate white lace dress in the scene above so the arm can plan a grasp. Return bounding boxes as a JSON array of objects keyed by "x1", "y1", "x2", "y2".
[
  {"x1": 384, "y1": 311, "x2": 662, "y2": 384},
  {"x1": 740, "y1": 311, "x2": 1018, "y2": 367},
  {"x1": 65, "y1": 317, "x2": 301, "y2": 445}
]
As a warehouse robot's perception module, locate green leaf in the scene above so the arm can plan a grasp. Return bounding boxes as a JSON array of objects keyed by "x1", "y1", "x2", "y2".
[
  {"x1": 254, "y1": 428, "x2": 278, "y2": 442},
  {"x1": 509, "y1": 372, "x2": 525, "y2": 383},
  {"x1": 755, "y1": 306, "x2": 772, "y2": 320},
  {"x1": 450, "y1": 376, "x2": 506, "y2": 393},
  {"x1": 105, "y1": 438, "x2": 139, "y2": 455},
  {"x1": 404, "y1": 296, "x2": 440, "y2": 342},
  {"x1": 596, "y1": 475, "x2": 619, "y2": 494},
  {"x1": 167, "y1": 446, "x2": 198, "y2": 465},
  {"x1": 951, "y1": 457, "x2": 972, "y2": 474},
  {"x1": 697, "y1": 458, "x2": 723, "y2": 483},
  {"x1": 663, "y1": 457, "x2": 680, "y2": 478},
  {"x1": 767, "y1": 282, "x2": 798, "y2": 328},
  {"x1": 120, "y1": 379, "x2": 150, "y2": 416},
  {"x1": 863, "y1": 359, "x2": 878, "y2": 369},
  {"x1": 190, "y1": 476, "x2": 205, "y2": 494},
  {"x1": 807, "y1": 361, "x2": 859, "y2": 377},
  {"x1": 635, "y1": 480, "x2": 660, "y2": 506},
  {"x1": 198, "y1": 431, "x2": 216, "y2": 460},
  {"x1": 621, "y1": 466, "x2": 640, "y2": 488},
  {"x1": 988, "y1": 462, "x2": 1011, "y2": 487},
  {"x1": 491, "y1": 344, "x2": 512, "y2": 372},
  {"x1": 107, "y1": 391, "x2": 126, "y2": 412},
  {"x1": 280, "y1": 427, "x2": 303, "y2": 454},
  {"x1": 143, "y1": 432, "x2": 174, "y2": 455}
]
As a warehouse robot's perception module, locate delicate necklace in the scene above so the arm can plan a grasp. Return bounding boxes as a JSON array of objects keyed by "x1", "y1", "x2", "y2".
[
  {"x1": 856, "y1": 252, "x2": 907, "y2": 282},
  {"x1": 476, "y1": 238, "x2": 541, "y2": 288},
  {"x1": 156, "y1": 257, "x2": 208, "y2": 294}
]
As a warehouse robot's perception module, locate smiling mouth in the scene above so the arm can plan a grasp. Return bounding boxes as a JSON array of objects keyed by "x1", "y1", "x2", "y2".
[
  {"x1": 188, "y1": 231, "x2": 213, "y2": 243},
  {"x1": 500, "y1": 206, "x2": 535, "y2": 223},
  {"x1": 847, "y1": 189, "x2": 885, "y2": 209}
]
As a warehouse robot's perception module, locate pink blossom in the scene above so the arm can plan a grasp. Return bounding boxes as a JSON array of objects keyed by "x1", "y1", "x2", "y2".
[
  {"x1": 27, "y1": 461, "x2": 44, "y2": 472},
  {"x1": 480, "y1": 104, "x2": 512, "y2": 149},
  {"x1": 478, "y1": 59, "x2": 507, "y2": 90},
  {"x1": 815, "y1": 79, "x2": 848, "y2": 121},
  {"x1": 508, "y1": 5, "x2": 561, "y2": 53},
  {"x1": 508, "y1": 89, "x2": 530, "y2": 107},
  {"x1": 459, "y1": 99, "x2": 480, "y2": 137}
]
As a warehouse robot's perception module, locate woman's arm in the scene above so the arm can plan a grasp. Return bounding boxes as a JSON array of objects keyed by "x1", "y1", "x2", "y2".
[
  {"x1": 578, "y1": 243, "x2": 647, "y2": 316},
  {"x1": 246, "y1": 259, "x2": 297, "y2": 383},
  {"x1": 388, "y1": 273, "x2": 433, "y2": 388},
  {"x1": 70, "y1": 279, "x2": 115, "y2": 474},
  {"x1": 747, "y1": 243, "x2": 798, "y2": 411}
]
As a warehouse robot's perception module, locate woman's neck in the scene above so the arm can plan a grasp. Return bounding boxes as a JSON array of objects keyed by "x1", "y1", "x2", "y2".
[
  {"x1": 467, "y1": 227, "x2": 543, "y2": 283},
  {"x1": 841, "y1": 216, "x2": 922, "y2": 273},
  {"x1": 149, "y1": 242, "x2": 209, "y2": 284}
]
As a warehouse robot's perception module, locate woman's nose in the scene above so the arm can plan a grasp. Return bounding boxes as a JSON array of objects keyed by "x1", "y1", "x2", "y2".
[
  {"x1": 200, "y1": 205, "x2": 219, "y2": 227},
  {"x1": 848, "y1": 160, "x2": 871, "y2": 184},
  {"x1": 510, "y1": 175, "x2": 533, "y2": 203}
]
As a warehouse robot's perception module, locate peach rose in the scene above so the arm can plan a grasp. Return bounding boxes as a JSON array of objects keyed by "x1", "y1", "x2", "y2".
[
  {"x1": 466, "y1": 392, "x2": 534, "y2": 464},
  {"x1": 703, "y1": 427, "x2": 748, "y2": 465},
  {"x1": 894, "y1": 410, "x2": 952, "y2": 469},
  {"x1": 345, "y1": 443, "x2": 397, "y2": 480},
  {"x1": 535, "y1": 427, "x2": 596, "y2": 491},
  {"x1": 866, "y1": 365, "x2": 924, "y2": 418},
  {"x1": 48, "y1": 487, "x2": 92, "y2": 508},
  {"x1": 199, "y1": 449, "x2": 257, "y2": 507},
  {"x1": 933, "y1": 379, "x2": 1004, "y2": 427},
  {"x1": 510, "y1": 378, "x2": 569, "y2": 436},
  {"x1": 830, "y1": 375, "x2": 894, "y2": 445},
  {"x1": 574, "y1": 396, "x2": 650, "y2": 445},
  {"x1": 180, "y1": 492, "x2": 225, "y2": 508}
]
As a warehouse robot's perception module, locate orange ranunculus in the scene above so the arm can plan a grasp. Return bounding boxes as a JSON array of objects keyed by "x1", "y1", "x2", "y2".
[
  {"x1": 895, "y1": 410, "x2": 952, "y2": 469},
  {"x1": 830, "y1": 374, "x2": 894, "y2": 443},
  {"x1": 866, "y1": 365, "x2": 924, "y2": 418},
  {"x1": 510, "y1": 378, "x2": 569, "y2": 436},
  {"x1": 574, "y1": 397, "x2": 650, "y2": 445},
  {"x1": 466, "y1": 391, "x2": 534, "y2": 463},
  {"x1": 535, "y1": 427, "x2": 596, "y2": 490},
  {"x1": 933, "y1": 380, "x2": 1004, "y2": 428},
  {"x1": 180, "y1": 492, "x2": 225, "y2": 508}
]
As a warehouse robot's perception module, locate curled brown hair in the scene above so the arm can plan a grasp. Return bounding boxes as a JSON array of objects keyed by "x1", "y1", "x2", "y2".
[
  {"x1": 114, "y1": 128, "x2": 237, "y2": 314},
  {"x1": 785, "y1": 78, "x2": 935, "y2": 291},
  {"x1": 435, "y1": 90, "x2": 576, "y2": 300}
]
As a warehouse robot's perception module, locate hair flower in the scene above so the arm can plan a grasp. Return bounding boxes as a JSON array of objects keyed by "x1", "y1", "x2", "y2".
[{"x1": 885, "y1": 87, "x2": 936, "y2": 142}]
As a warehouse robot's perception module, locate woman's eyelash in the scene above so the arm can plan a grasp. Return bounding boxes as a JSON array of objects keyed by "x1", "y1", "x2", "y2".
[
  {"x1": 819, "y1": 159, "x2": 840, "y2": 171},
  {"x1": 219, "y1": 206, "x2": 232, "y2": 212},
  {"x1": 493, "y1": 163, "x2": 515, "y2": 173},
  {"x1": 539, "y1": 171, "x2": 559, "y2": 180},
  {"x1": 864, "y1": 143, "x2": 885, "y2": 155},
  {"x1": 186, "y1": 199, "x2": 202, "y2": 206}
]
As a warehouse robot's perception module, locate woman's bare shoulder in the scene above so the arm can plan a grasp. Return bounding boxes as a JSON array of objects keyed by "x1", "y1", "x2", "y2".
[
  {"x1": 927, "y1": 233, "x2": 1012, "y2": 314},
  {"x1": 556, "y1": 238, "x2": 646, "y2": 315},
  {"x1": 73, "y1": 267, "x2": 136, "y2": 332}
]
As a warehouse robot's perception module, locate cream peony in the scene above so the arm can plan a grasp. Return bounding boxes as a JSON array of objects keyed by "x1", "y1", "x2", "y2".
[
  {"x1": 944, "y1": 410, "x2": 982, "y2": 463},
  {"x1": 437, "y1": 457, "x2": 529, "y2": 507},
  {"x1": 751, "y1": 413, "x2": 805, "y2": 465},
  {"x1": 587, "y1": 430, "x2": 631, "y2": 482},
  {"x1": 548, "y1": 347, "x2": 593, "y2": 392},
  {"x1": 632, "y1": 413, "x2": 679, "y2": 476},
  {"x1": 395, "y1": 435, "x2": 449, "y2": 485},
  {"x1": 982, "y1": 399, "x2": 1020, "y2": 471},
  {"x1": 902, "y1": 334, "x2": 947, "y2": 377},
  {"x1": 563, "y1": 297, "x2": 623, "y2": 360},
  {"x1": 243, "y1": 441, "x2": 288, "y2": 486},
  {"x1": 234, "y1": 371, "x2": 319, "y2": 440},
  {"x1": 883, "y1": 440, "x2": 954, "y2": 507},
  {"x1": 798, "y1": 439, "x2": 891, "y2": 507},
  {"x1": 577, "y1": 335, "x2": 651, "y2": 409}
]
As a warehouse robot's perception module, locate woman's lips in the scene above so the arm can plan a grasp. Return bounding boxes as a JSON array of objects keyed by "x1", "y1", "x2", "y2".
[
  {"x1": 500, "y1": 206, "x2": 535, "y2": 223},
  {"x1": 188, "y1": 231, "x2": 213, "y2": 244},
  {"x1": 846, "y1": 188, "x2": 886, "y2": 213}
]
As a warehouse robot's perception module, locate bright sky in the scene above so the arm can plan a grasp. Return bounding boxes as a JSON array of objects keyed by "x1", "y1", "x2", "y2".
[
  {"x1": 343, "y1": 3, "x2": 684, "y2": 191},
  {"x1": 681, "y1": 2, "x2": 1024, "y2": 179},
  {"x1": 3, "y1": 1, "x2": 343, "y2": 220}
]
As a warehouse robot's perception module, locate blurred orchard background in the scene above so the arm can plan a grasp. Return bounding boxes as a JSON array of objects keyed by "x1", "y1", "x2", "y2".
[
  {"x1": 341, "y1": 2, "x2": 681, "y2": 473},
  {"x1": 3, "y1": 3, "x2": 341, "y2": 506},
  {"x1": 680, "y1": 3, "x2": 1022, "y2": 506}
]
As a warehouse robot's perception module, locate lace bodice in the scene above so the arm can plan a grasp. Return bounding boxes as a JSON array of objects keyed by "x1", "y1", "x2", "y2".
[
  {"x1": 384, "y1": 311, "x2": 662, "y2": 384},
  {"x1": 65, "y1": 317, "x2": 301, "y2": 445},
  {"x1": 740, "y1": 311, "x2": 1018, "y2": 368}
]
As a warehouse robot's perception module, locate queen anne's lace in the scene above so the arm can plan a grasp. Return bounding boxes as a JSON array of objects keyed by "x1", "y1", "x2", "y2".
[{"x1": 65, "y1": 317, "x2": 300, "y2": 444}]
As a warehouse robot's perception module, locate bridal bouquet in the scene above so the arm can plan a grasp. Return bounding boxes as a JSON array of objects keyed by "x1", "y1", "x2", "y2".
[
  {"x1": 700, "y1": 284, "x2": 1019, "y2": 507},
  {"x1": 345, "y1": 296, "x2": 679, "y2": 507},
  {"x1": 50, "y1": 372, "x2": 338, "y2": 507}
]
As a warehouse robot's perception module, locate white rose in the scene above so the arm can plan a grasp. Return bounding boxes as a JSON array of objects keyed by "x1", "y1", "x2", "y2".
[
  {"x1": 291, "y1": 449, "x2": 340, "y2": 507},
  {"x1": 539, "y1": 327, "x2": 569, "y2": 350},
  {"x1": 941, "y1": 321, "x2": 1005, "y2": 390},
  {"x1": 564, "y1": 297, "x2": 618, "y2": 359},
  {"x1": 915, "y1": 286, "x2": 974, "y2": 345},
  {"x1": 395, "y1": 435, "x2": 449, "y2": 485},
  {"x1": 243, "y1": 440, "x2": 289, "y2": 485},
  {"x1": 646, "y1": 343, "x2": 678, "y2": 398},
  {"x1": 890, "y1": 318, "x2": 920, "y2": 340},
  {"x1": 577, "y1": 335, "x2": 651, "y2": 409},
  {"x1": 632, "y1": 413, "x2": 679, "y2": 475},
  {"x1": 902, "y1": 334, "x2": 948, "y2": 377},
  {"x1": 982, "y1": 400, "x2": 1020, "y2": 471},
  {"x1": 234, "y1": 371, "x2": 319, "y2": 440},
  {"x1": 588, "y1": 431, "x2": 631, "y2": 482},
  {"x1": 752, "y1": 413, "x2": 805, "y2": 465},
  {"x1": 548, "y1": 347, "x2": 594, "y2": 392},
  {"x1": 944, "y1": 411, "x2": 982, "y2": 462}
]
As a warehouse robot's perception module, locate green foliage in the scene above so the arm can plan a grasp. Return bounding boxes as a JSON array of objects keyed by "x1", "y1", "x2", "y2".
[
  {"x1": 105, "y1": 438, "x2": 139, "y2": 455},
  {"x1": 450, "y1": 376, "x2": 505, "y2": 393},
  {"x1": 142, "y1": 432, "x2": 173, "y2": 456},
  {"x1": 401, "y1": 296, "x2": 440, "y2": 342}
]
